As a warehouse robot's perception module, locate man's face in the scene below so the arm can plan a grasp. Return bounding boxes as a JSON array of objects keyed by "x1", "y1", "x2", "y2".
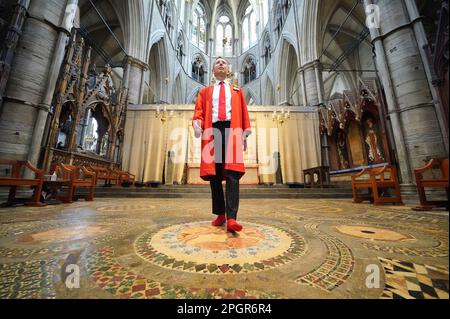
[{"x1": 214, "y1": 58, "x2": 229, "y2": 80}]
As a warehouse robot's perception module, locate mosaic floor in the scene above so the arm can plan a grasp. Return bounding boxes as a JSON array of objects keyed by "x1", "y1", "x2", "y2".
[{"x1": 0, "y1": 198, "x2": 448, "y2": 299}]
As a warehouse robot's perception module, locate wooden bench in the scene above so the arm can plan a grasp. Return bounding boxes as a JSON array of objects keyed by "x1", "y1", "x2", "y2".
[
  {"x1": 56, "y1": 164, "x2": 96, "y2": 203},
  {"x1": 89, "y1": 165, "x2": 120, "y2": 187},
  {"x1": 0, "y1": 160, "x2": 45, "y2": 207},
  {"x1": 112, "y1": 169, "x2": 136, "y2": 187},
  {"x1": 414, "y1": 158, "x2": 448, "y2": 210},
  {"x1": 352, "y1": 164, "x2": 403, "y2": 206}
]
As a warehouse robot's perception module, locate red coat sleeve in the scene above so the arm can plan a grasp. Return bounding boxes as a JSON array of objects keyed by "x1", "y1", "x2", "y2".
[{"x1": 193, "y1": 88, "x2": 205, "y2": 129}]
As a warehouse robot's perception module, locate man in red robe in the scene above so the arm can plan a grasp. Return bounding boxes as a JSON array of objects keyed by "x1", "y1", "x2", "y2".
[{"x1": 192, "y1": 57, "x2": 252, "y2": 233}]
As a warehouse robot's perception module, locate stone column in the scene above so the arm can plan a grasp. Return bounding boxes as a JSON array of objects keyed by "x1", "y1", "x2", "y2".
[
  {"x1": 301, "y1": 60, "x2": 323, "y2": 107},
  {"x1": 0, "y1": 0, "x2": 31, "y2": 104},
  {"x1": 297, "y1": 69, "x2": 308, "y2": 107},
  {"x1": 125, "y1": 56, "x2": 148, "y2": 105},
  {"x1": 404, "y1": 0, "x2": 449, "y2": 153},
  {"x1": 364, "y1": 0, "x2": 447, "y2": 184},
  {"x1": 293, "y1": 1, "x2": 307, "y2": 107},
  {"x1": 209, "y1": 37, "x2": 215, "y2": 84},
  {"x1": 0, "y1": 0, "x2": 75, "y2": 162},
  {"x1": 28, "y1": 0, "x2": 78, "y2": 167},
  {"x1": 314, "y1": 62, "x2": 324, "y2": 105}
]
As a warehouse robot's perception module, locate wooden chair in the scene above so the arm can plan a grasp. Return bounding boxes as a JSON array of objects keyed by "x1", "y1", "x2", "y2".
[
  {"x1": 414, "y1": 158, "x2": 449, "y2": 210},
  {"x1": 0, "y1": 160, "x2": 45, "y2": 207},
  {"x1": 89, "y1": 165, "x2": 120, "y2": 187},
  {"x1": 352, "y1": 164, "x2": 403, "y2": 206},
  {"x1": 57, "y1": 164, "x2": 96, "y2": 203},
  {"x1": 112, "y1": 168, "x2": 136, "y2": 187}
]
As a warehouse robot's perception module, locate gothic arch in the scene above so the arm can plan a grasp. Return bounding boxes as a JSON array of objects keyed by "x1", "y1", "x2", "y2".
[
  {"x1": 245, "y1": 88, "x2": 258, "y2": 106},
  {"x1": 299, "y1": 0, "x2": 320, "y2": 63},
  {"x1": 210, "y1": 0, "x2": 236, "y2": 39},
  {"x1": 264, "y1": 77, "x2": 275, "y2": 106},
  {"x1": 81, "y1": 102, "x2": 112, "y2": 155},
  {"x1": 214, "y1": 3, "x2": 234, "y2": 57},
  {"x1": 173, "y1": 73, "x2": 183, "y2": 104},
  {"x1": 188, "y1": 87, "x2": 203, "y2": 105},
  {"x1": 326, "y1": 73, "x2": 352, "y2": 101},
  {"x1": 190, "y1": 0, "x2": 211, "y2": 52},
  {"x1": 149, "y1": 30, "x2": 166, "y2": 55},
  {"x1": 192, "y1": 0, "x2": 213, "y2": 23},
  {"x1": 280, "y1": 32, "x2": 299, "y2": 60},
  {"x1": 278, "y1": 39, "x2": 300, "y2": 105},
  {"x1": 122, "y1": 0, "x2": 147, "y2": 61},
  {"x1": 146, "y1": 36, "x2": 169, "y2": 103}
]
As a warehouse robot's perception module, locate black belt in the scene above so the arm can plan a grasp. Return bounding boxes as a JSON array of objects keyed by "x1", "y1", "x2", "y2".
[{"x1": 212, "y1": 121, "x2": 231, "y2": 127}]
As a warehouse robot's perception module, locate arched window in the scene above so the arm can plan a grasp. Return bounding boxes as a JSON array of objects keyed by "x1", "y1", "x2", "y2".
[
  {"x1": 242, "y1": 4, "x2": 257, "y2": 52},
  {"x1": 224, "y1": 24, "x2": 233, "y2": 56},
  {"x1": 216, "y1": 15, "x2": 233, "y2": 56},
  {"x1": 216, "y1": 24, "x2": 223, "y2": 55},
  {"x1": 192, "y1": 3, "x2": 207, "y2": 51}
]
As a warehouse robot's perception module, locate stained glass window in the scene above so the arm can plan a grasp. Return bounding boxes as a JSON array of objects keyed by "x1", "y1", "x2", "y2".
[
  {"x1": 242, "y1": 4, "x2": 257, "y2": 52},
  {"x1": 216, "y1": 24, "x2": 224, "y2": 55},
  {"x1": 191, "y1": 3, "x2": 207, "y2": 52},
  {"x1": 216, "y1": 15, "x2": 233, "y2": 56}
]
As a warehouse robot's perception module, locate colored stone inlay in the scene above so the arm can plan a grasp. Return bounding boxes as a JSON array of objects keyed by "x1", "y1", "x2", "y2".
[
  {"x1": 0, "y1": 260, "x2": 57, "y2": 299},
  {"x1": 379, "y1": 257, "x2": 449, "y2": 299},
  {"x1": 135, "y1": 221, "x2": 307, "y2": 274},
  {"x1": 362, "y1": 232, "x2": 448, "y2": 257},
  {"x1": 336, "y1": 225, "x2": 414, "y2": 242},
  {"x1": 97, "y1": 204, "x2": 156, "y2": 212},
  {"x1": 296, "y1": 224, "x2": 355, "y2": 291},
  {"x1": 17, "y1": 226, "x2": 108, "y2": 244},
  {"x1": 86, "y1": 246, "x2": 283, "y2": 299}
]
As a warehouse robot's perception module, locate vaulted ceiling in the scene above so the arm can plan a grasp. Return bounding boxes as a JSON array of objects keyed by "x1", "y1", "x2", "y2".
[
  {"x1": 78, "y1": 0, "x2": 126, "y2": 67},
  {"x1": 317, "y1": 0, "x2": 374, "y2": 99}
]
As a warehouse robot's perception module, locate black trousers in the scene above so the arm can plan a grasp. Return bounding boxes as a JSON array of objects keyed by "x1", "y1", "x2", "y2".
[{"x1": 211, "y1": 121, "x2": 240, "y2": 220}]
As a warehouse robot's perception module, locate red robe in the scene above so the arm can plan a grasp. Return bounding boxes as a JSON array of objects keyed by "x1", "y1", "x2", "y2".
[{"x1": 193, "y1": 85, "x2": 252, "y2": 181}]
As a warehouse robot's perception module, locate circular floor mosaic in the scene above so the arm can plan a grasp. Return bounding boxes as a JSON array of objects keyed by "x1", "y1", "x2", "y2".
[
  {"x1": 16, "y1": 226, "x2": 108, "y2": 244},
  {"x1": 287, "y1": 204, "x2": 344, "y2": 213},
  {"x1": 336, "y1": 225, "x2": 415, "y2": 242},
  {"x1": 97, "y1": 204, "x2": 156, "y2": 212},
  {"x1": 135, "y1": 221, "x2": 307, "y2": 274}
]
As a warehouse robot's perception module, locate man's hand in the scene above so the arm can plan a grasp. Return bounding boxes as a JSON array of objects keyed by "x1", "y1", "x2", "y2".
[{"x1": 193, "y1": 120, "x2": 203, "y2": 138}]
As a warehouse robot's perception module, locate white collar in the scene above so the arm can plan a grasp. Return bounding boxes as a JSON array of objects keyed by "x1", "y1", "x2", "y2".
[{"x1": 215, "y1": 79, "x2": 230, "y2": 86}]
